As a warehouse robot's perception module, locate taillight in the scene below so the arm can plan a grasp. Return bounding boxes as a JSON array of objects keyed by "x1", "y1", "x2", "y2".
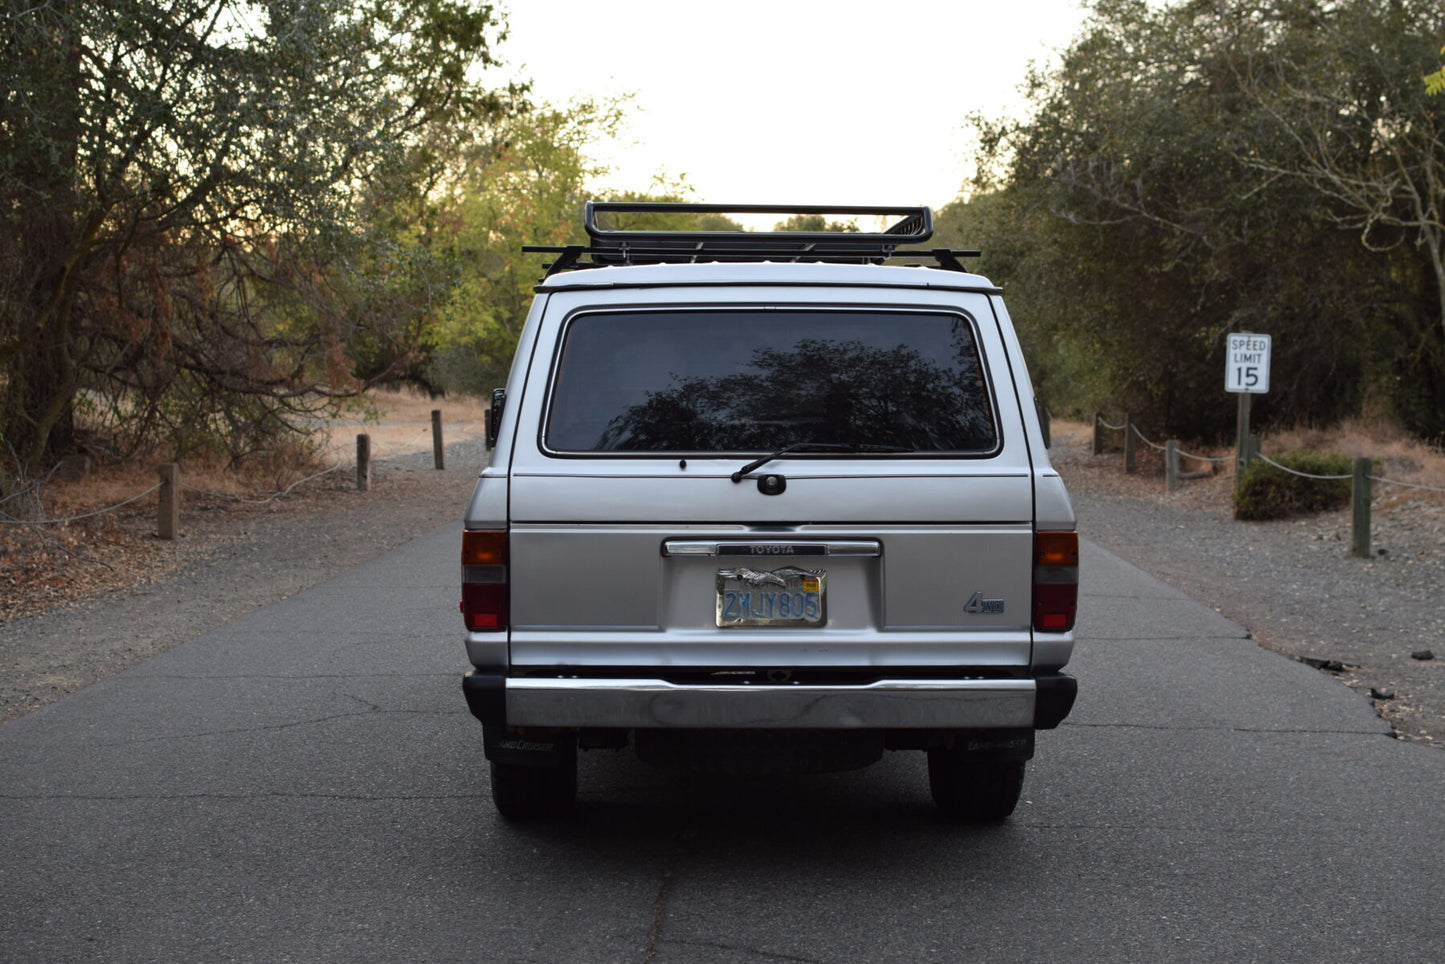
[
  {"x1": 461, "y1": 529, "x2": 508, "y2": 632},
  {"x1": 1033, "y1": 531, "x2": 1078, "y2": 633}
]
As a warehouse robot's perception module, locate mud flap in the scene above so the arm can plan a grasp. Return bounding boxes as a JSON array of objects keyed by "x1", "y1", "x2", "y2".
[
  {"x1": 1034, "y1": 673, "x2": 1078, "y2": 729},
  {"x1": 945, "y1": 728, "x2": 1035, "y2": 760},
  {"x1": 462, "y1": 672, "x2": 505, "y2": 726},
  {"x1": 483, "y1": 724, "x2": 577, "y2": 768}
]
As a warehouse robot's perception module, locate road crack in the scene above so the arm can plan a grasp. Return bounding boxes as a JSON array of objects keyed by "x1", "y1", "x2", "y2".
[
  {"x1": 643, "y1": 864, "x2": 673, "y2": 963},
  {"x1": 663, "y1": 939, "x2": 828, "y2": 963}
]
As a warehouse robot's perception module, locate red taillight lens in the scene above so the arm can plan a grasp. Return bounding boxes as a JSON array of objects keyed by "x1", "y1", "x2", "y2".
[
  {"x1": 461, "y1": 529, "x2": 508, "y2": 632},
  {"x1": 1033, "y1": 531, "x2": 1078, "y2": 633}
]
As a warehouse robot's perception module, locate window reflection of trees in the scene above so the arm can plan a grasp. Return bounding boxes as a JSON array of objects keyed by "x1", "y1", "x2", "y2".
[{"x1": 595, "y1": 336, "x2": 995, "y2": 453}]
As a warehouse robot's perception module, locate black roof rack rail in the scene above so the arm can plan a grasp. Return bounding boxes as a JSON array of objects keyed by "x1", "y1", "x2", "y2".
[
  {"x1": 586, "y1": 202, "x2": 932, "y2": 247},
  {"x1": 521, "y1": 202, "x2": 981, "y2": 278}
]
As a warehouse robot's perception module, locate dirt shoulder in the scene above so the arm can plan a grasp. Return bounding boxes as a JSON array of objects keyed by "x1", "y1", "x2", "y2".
[
  {"x1": 0, "y1": 440, "x2": 485, "y2": 723},
  {"x1": 1052, "y1": 423, "x2": 1444, "y2": 748}
]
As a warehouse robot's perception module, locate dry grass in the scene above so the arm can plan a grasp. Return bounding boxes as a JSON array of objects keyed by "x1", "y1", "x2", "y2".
[
  {"x1": 19, "y1": 387, "x2": 489, "y2": 509},
  {"x1": 1263, "y1": 419, "x2": 1445, "y2": 507},
  {"x1": 319, "y1": 387, "x2": 489, "y2": 461},
  {"x1": 1, "y1": 388, "x2": 490, "y2": 623},
  {"x1": 1054, "y1": 416, "x2": 1445, "y2": 509}
]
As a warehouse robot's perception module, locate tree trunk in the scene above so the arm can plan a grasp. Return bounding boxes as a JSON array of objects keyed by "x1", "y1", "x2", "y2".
[{"x1": 1, "y1": 2, "x2": 84, "y2": 473}]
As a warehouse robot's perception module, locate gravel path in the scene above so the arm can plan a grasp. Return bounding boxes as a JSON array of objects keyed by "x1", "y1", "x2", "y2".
[
  {"x1": 4, "y1": 430, "x2": 1441, "y2": 749},
  {"x1": 1054, "y1": 427, "x2": 1444, "y2": 748}
]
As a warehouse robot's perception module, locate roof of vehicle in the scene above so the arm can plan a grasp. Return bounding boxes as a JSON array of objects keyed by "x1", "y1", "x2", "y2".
[{"x1": 535, "y1": 259, "x2": 1001, "y2": 294}]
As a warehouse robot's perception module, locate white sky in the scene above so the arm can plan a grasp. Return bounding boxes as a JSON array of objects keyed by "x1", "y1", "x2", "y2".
[{"x1": 493, "y1": 1, "x2": 1090, "y2": 224}]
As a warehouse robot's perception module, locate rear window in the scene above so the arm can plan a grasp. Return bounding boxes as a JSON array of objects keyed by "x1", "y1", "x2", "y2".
[{"x1": 545, "y1": 309, "x2": 998, "y2": 455}]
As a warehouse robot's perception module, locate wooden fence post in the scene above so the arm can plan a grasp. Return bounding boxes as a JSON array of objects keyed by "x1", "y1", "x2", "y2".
[
  {"x1": 1165, "y1": 440, "x2": 1179, "y2": 492},
  {"x1": 1351, "y1": 456, "x2": 1372, "y2": 559},
  {"x1": 357, "y1": 434, "x2": 371, "y2": 491},
  {"x1": 431, "y1": 409, "x2": 445, "y2": 470},
  {"x1": 1092, "y1": 412, "x2": 1104, "y2": 456},
  {"x1": 1124, "y1": 414, "x2": 1137, "y2": 475},
  {"x1": 157, "y1": 463, "x2": 179, "y2": 540}
]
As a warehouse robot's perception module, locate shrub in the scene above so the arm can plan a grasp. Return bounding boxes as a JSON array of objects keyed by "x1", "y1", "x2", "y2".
[{"x1": 1233, "y1": 450, "x2": 1354, "y2": 521}]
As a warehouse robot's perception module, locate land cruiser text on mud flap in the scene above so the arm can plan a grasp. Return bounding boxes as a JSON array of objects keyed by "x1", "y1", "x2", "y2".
[{"x1": 460, "y1": 202, "x2": 1078, "y2": 820}]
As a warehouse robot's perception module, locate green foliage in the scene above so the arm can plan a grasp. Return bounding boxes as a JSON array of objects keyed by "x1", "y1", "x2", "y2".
[
  {"x1": 1426, "y1": 45, "x2": 1445, "y2": 95},
  {"x1": 956, "y1": 0, "x2": 1445, "y2": 443},
  {"x1": 1233, "y1": 450, "x2": 1354, "y2": 521},
  {"x1": 395, "y1": 112, "x2": 740, "y2": 397},
  {"x1": 0, "y1": 0, "x2": 509, "y2": 470},
  {"x1": 771, "y1": 215, "x2": 860, "y2": 233},
  {"x1": 591, "y1": 191, "x2": 745, "y2": 233},
  {"x1": 408, "y1": 97, "x2": 632, "y2": 395}
]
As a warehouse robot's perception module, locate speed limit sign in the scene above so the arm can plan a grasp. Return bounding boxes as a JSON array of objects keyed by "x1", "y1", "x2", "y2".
[{"x1": 1226, "y1": 333, "x2": 1271, "y2": 394}]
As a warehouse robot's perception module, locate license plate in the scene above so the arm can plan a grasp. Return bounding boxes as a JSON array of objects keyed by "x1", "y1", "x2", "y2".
[{"x1": 716, "y1": 566, "x2": 826, "y2": 628}]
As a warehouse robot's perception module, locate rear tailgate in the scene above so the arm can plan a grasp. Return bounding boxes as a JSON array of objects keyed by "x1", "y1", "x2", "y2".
[
  {"x1": 499, "y1": 283, "x2": 1038, "y2": 673},
  {"x1": 507, "y1": 468, "x2": 1034, "y2": 670}
]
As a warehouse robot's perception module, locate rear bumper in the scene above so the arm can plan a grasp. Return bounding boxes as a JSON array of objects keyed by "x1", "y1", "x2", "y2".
[{"x1": 464, "y1": 672, "x2": 1076, "y2": 730}]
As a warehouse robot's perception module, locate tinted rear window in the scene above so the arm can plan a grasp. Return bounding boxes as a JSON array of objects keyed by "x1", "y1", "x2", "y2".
[{"x1": 545, "y1": 309, "x2": 997, "y2": 454}]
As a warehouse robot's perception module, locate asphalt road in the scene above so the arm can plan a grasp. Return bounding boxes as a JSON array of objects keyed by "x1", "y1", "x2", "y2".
[{"x1": 2, "y1": 528, "x2": 1442, "y2": 963}]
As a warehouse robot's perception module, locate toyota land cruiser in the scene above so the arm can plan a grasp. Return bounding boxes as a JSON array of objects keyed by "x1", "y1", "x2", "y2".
[{"x1": 460, "y1": 202, "x2": 1077, "y2": 820}]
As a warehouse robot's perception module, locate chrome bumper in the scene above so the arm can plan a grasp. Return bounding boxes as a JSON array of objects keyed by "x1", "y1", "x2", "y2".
[{"x1": 500, "y1": 677, "x2": 1036, "y2": 729}]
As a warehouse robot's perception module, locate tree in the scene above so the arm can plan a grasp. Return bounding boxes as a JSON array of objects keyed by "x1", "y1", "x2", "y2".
[
  {"x1": 420, "y1": 127, "x2": 743, "y2": 395},
  {"x1": 1232, "y1": 0, "x2": 1445, "y2": 437},
  {"x1": 953, "y1": 0, "x2": 1443, "y2": 440},
  {"x1": 420, "y1": 97, "x2": 631, "y2": 395},
  {"x1": 1, "y1": 0, "x2": 509, "y2": 471},
  {"x1": 772, "y1": 214, "x2": 860, "y2": 232}
]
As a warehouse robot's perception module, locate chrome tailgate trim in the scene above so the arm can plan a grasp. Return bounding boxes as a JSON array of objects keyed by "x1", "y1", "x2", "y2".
[{"x1": 662, "y1": 539, "x2": 881, "y2": 557}]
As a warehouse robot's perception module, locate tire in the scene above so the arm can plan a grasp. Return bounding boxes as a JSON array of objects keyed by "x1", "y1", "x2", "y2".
[
  {"x1": 489, "y1": 759, "x2": 576, "y2": 820},
  {"x1": 927, "y1": 752, "x2": 1026, "y2": 822}
]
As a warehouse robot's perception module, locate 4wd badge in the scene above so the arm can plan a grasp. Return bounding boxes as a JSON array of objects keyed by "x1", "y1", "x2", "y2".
[{"x1": 964, "y1": 591, "x2": 1005, "y2": 616}]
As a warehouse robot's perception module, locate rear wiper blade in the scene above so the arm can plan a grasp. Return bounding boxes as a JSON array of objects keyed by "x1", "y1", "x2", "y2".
[{"x1": 730, "y1": 442, "x2": 913, "y2": 483}]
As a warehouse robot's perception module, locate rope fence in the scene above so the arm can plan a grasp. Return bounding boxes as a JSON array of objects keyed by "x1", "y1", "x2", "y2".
[
  {"x1": 1254, "y1": 453, "x2": 1351, "y2": 481},
  {"x1": 180, "y1": 463, "x2": 345, "y2": 505},
  {"x1": 1, "y1": 409, "x2": 482, "y2": 539},
  {"x1": 1097, "y1": 413, "x2": 1445, "y2": 492},
  {"x1": 0, "y1": 483, "x2": 163, "y2": 526},
  {"x1": 1092, "y1": 412, "x2": 1445, "y2": 558},
  {"x1": 1367, "y1": 476, "x2": 1445, "y2": 494}
]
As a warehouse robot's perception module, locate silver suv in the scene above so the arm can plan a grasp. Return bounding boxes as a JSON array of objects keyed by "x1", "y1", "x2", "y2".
[{"x1": 461, "y1": 203, "x2": 1077, "y2": 820}]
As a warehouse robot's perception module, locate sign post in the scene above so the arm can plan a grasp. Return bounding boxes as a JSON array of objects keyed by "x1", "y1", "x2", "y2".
[{"x1": 1226, "y1": 333, "x2": 1271, "y2": 475}]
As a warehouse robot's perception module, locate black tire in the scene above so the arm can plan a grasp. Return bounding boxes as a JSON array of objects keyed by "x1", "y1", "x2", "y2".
[
  {"x1": 489, "y1": 760, "x2": 577, "y2": 820},
  {"x1": 927, "y1": 752, "x2": 1026, "y2": 822}
]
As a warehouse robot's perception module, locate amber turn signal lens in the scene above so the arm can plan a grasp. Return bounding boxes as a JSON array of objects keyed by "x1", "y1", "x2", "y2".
[
  {"x1": 462, "y1": 529, "x2": 507, "y2": 565},
  {"x1": 1034, "y1": 531, "x2": 1079, "y2": 568}
]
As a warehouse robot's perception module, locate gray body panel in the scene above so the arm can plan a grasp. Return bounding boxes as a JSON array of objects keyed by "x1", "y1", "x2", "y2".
[{"x1": 466, "y1": 263, "x2": 1076, "y2": 721}]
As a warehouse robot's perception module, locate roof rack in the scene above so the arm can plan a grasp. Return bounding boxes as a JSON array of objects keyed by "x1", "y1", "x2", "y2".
[{"x1": 522, "y1": 202, "x2": 980, "y2": 278}]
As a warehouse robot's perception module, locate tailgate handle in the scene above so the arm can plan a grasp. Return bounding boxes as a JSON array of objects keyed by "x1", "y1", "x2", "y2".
[{"x1": 662, "y1": 540, "x2": 881, "y2": 558}]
